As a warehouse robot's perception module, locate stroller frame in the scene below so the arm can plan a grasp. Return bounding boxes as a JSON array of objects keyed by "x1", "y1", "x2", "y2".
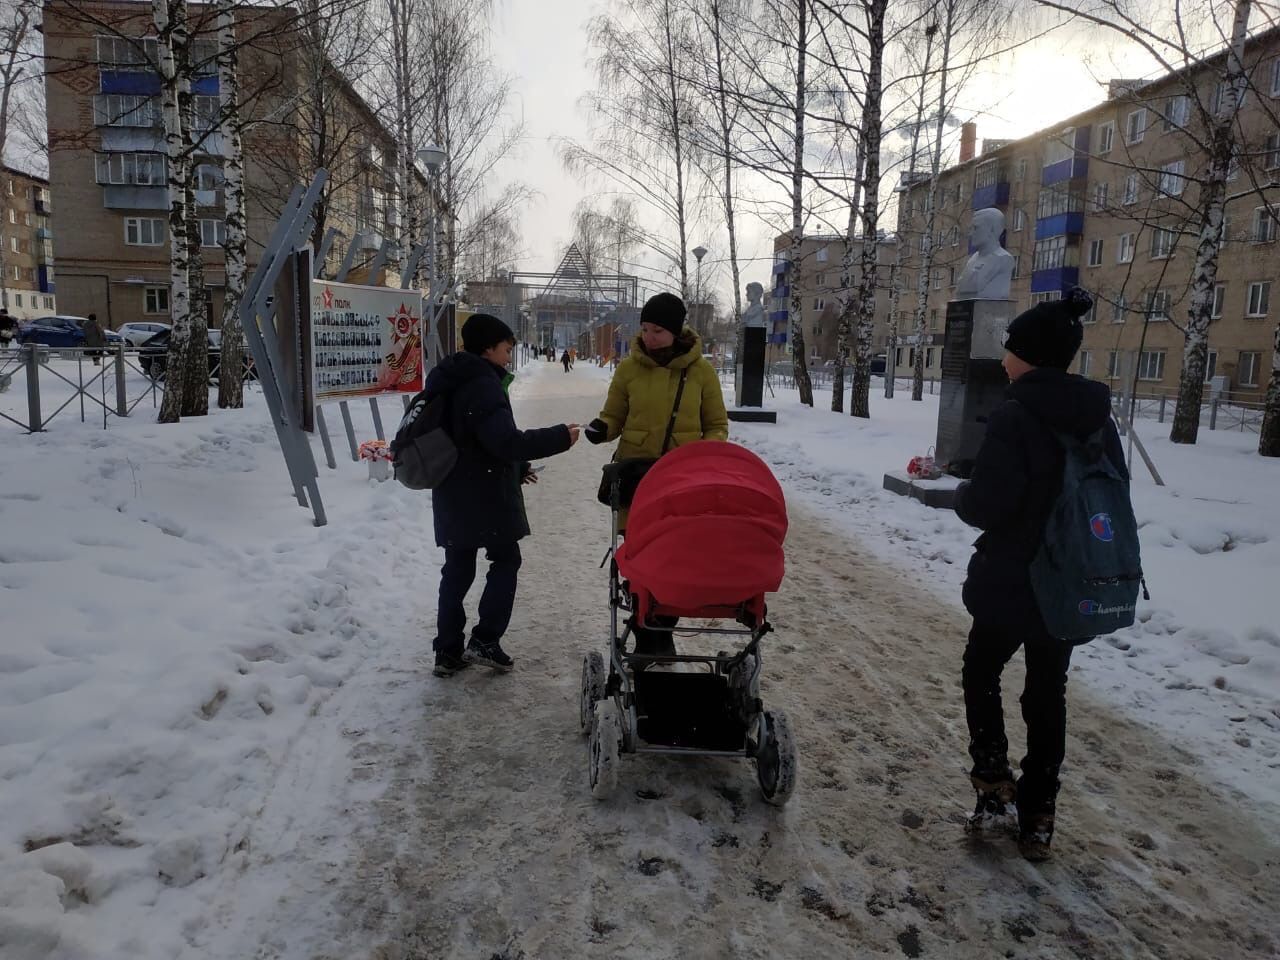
[{"x1": 579, "y1": 460, "x2": 797, "y2": 805}]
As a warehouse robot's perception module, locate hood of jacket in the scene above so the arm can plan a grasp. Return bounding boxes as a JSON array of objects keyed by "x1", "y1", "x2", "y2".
[
  {"x1": 425, "y1": 350, "x2": 510, "y2": 397},
  {"x1": 1006, "y1": 367, "x2": 1113, "y2": 438},
  {"x1": 629, "y1": 328, "x2": 703, "y2": 369}
]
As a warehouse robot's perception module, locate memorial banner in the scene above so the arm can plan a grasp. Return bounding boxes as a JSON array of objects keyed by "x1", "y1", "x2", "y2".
[{"x1": 308, "y1": 280, "x2": 424, "y2": 403}]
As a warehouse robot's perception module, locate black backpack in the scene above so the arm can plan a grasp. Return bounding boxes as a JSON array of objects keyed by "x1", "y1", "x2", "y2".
[
  {"x1": 1030, "y1": 426, "x2": 1146, "y2": 642},
  {"x1": 390, "y1": 388, "x2": 458, "y2": 490}
]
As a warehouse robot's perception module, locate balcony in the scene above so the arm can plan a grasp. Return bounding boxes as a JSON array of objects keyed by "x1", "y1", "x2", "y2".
[
  {"x1": 35, "y1": 227, "x2": 51, "y2": 240},
  {"x1": 38, "y1": 266, "x2": 55, "y2": 294},
  {"x1": 1035, "y1": 212, "x2": 1085, "y2": 240},
  {"x1": 34, "y1": 196, "x2": 50, "y2": 215},
  {"x1": 971, "y1": 181, "x2": 1010, "y2": 210},
  {"x1": 356, "y1": 229, "x2": 383, "y2": 251},
  {"x1": 103, "y1": 185, "x2": 168, "y2": 210},
  {"x1": 1041, "y1": 156, "x2": 1089, "y2": 186},
  {"x1": 99, "y1": 71, "x2": 218, "y2": 97},
  {"x1": 1030, "y1": 266, "x2": 1079, "y2": 294}
]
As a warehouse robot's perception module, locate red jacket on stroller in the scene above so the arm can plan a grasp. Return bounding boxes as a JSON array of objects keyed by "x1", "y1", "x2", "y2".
[{"x1": 615, "y1": 442, "x2": 787, "y2": 623}]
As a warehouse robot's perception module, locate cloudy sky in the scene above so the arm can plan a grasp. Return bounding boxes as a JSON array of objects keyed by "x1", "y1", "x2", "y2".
[{"x1": 485, "y1": 3, "x2": 1165, "y2": 308}]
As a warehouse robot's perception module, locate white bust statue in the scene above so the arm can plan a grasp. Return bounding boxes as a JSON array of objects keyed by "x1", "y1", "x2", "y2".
[
  {"x1": 742, "y1": 281, "x2": 767, "y2": 328},
  {"x1": 954, "y1": 207, "x2": 1015, "y2": 301}
]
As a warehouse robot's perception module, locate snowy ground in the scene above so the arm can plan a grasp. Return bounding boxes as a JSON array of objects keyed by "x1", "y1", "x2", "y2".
[{"x1": 0, "y1": 356, "x2": 1276, "y2": 959}]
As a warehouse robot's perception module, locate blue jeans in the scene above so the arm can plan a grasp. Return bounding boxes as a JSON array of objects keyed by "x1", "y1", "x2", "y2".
[{"x1": 433, "y1": 542, "x2": 522, "y2": 654}]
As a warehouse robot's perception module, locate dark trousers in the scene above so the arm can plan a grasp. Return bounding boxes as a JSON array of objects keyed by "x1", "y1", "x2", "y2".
[
  {"x1": 433, "y1": 542, "x2": 522, "y2": 654},
  {"x1": 962, "y1": 616, "x2": 1073, "y2": 809},
  {"x1": 631, "y1": 614, "x2": 678, "y2": 657}
]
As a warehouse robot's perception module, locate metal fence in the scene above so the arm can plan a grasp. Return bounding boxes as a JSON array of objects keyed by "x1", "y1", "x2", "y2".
[
  {"x1": 1, "y1": 343, "x2": 185, "y2": 432},
  {"x1": 1114, "y1": 390, "x2": 1265, "y2": 434}
]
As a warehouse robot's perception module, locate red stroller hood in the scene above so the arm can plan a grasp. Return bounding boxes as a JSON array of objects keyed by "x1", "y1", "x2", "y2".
[{"x1": 615, "y1": 442, "x2": 787, "y2": 611}]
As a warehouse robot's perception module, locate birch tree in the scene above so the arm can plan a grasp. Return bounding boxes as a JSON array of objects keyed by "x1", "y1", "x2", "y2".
[
  {"x1": 215, "y1": 0, "x2": 246, "y2": 409},
  {"x1": 0, "y1": 0, "x2": 36, "y2": 315},
  {"x1": 155, "y1": 0, "x2": 192, "y2": 424},
  {"x1": 785, "y1": 0, "x2": 816, "y2": 405}
]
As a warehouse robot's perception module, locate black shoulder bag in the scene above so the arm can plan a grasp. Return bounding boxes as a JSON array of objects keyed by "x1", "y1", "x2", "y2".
[{"x1": 596, "y1": 367, "x2": 690, "y2": 508}]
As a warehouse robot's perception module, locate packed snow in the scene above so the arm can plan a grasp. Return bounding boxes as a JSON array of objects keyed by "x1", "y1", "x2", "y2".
[{"x1": 0, "y1": 353, "x2": 1275, "y2": 959}]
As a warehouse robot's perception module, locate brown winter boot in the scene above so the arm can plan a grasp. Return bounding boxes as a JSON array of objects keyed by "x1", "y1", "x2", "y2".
[{"x1": 1017, "y1": 810, "x2": 1056, "y2": 862}]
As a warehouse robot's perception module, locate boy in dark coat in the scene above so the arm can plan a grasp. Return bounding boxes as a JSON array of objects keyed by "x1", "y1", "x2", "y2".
[
  {"x1": 954, "y1": 290, "x2": 1125, "y2": 861},
  {"x1": 427, "y1": 313, "x2": 580, "y2": 677}
]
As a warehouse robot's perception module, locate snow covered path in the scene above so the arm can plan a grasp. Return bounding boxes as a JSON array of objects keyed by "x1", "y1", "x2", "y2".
[{"x1": 200, "y1": 362, "x2": 1277, "y2": 960}]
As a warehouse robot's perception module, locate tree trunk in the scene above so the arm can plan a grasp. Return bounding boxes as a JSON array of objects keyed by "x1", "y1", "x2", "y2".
[
  {"x1": 789, "y1": 0, "x2": 814, "y2": 407},
  {"x1": 216, "y1": 0, "x2": 246, "y2": 409},
  {"x1": 831, "y1": 137, "x2": 865, "y2": 413},
  {"x1": 710, "y1": 0, "x2": 743, "y2": 386},
  {"x1": 661, "y1": 0, "x2": 691, "y2": 301},
  {"x1": 0, "y1": 2, "x2": 33, "y2": 315},
  {"x1": 1259, "y1": 321, "x2": 1280, "y2": 456},
  {"x1": 1171, "y1": 0, "x2": 1250, "y2": 444},
  {"x1": 913, "y1": 3, "x2": 955, "y2": 402},
  {"x1": 177, "y1": 21, "x2": 206, "y2": 418},
  {"x1": 155, "y1": 0, "x2": 191, "y2": 424},
  {"x1": 849, "y1": 0, "x2": 887, "y2": 419}
]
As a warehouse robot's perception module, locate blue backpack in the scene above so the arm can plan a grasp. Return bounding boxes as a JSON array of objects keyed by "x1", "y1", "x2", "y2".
[{"x1": 1030, "y1": 426, "x2": 1147, "y2": 642}]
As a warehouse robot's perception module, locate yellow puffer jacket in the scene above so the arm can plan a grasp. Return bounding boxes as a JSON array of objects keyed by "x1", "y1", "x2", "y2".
[{"x1": 597, "y1": 328, "x2": 729, "y2": 459}]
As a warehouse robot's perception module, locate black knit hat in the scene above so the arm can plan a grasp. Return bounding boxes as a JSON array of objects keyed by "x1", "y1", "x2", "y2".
[
  {"x1": 1003, "y1": 288, "x2": 1092, "y2": 370},
  {"x1": 461, "y1": 312, "x2": 515, "y2": 355},
  {"x1": 640, "y1": 292, "x2": 687, "y2": 337}
]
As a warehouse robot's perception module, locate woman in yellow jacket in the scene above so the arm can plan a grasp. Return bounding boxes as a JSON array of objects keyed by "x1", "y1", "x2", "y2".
[{"x1": 584, "y1": 291, "x2": 729, "y2": 659}]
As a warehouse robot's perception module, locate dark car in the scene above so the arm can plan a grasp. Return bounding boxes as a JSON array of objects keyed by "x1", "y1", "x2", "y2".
[
  {"x1": 139, "y1": 328, "x2": 255, "y2": 383},
  {"x1": 17, "y1": 315, "x2": 89, "y2": 348}
]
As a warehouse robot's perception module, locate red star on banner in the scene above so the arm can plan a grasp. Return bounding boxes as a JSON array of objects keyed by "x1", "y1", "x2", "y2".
[{"x1": 322, "y1": 287, "x2": 334, "y2": 309}]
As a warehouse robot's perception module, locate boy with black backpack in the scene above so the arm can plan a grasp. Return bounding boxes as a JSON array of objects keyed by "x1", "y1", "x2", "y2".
[
  {"x1": 954, "y1": 289, "x2": 1141, "y2": 862},
  {"x1": 413, "y1": 313, "x2": 580, "y2": 678}
]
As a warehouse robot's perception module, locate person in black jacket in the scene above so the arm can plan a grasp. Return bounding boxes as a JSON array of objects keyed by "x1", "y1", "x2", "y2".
[
  {"x1": 426, "y1": 313, "x2": 580, "y2": 677},
  {"x1": 954, "y1": 289, "x2": 1124, "y2": 861}
]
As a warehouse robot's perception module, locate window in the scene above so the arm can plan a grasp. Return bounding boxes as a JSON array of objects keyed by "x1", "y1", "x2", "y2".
[
  {"x1": 93, "y1": 94, "x2": 160, "y2": 128},
  {"x1": 1204, "y1": 349, "x2": 1219, "y2": 382},
  {"x1": 1272, "y1": 59, "x2": 1280, "y2": 97},
  {"x1": 1091, "y1": 181, "x2": 1110, "y2": 212},
  {"x1": 6, "y1": 208, "x2": 12, "y2": 224},
  {"x1": 1107, "y1": 350, "x2": 1121, "y2": 377},
  {"x1": 1016, "y1": 158, "x2": 1027, "y2": 180},
  {"x1": 1044, "y1": 127, "x2": 1076, "y2": 166},
  {"x1": 1150, "y1": 227, "x2": 1176, "y2": 259},
  {"x1": 1158, "y1": 160, "x2": 1185, "y2": 196},
  {"x1": 23, "y1": 212, "x2": 29, "y2": 226},
  {"x1": 1081, "y1": 298, "x2": 1097, "y2": 324},
  {"x1": 1097, "y1": 121, "x2": 1115, "y2": 155},
  {"x1": 1212, "y1": 283, "x2": 1226, "y2": 318},
  {"x1": 144, "y1": 286, "x2": 169, "y2": 314},
  {"x1": 124, "y1": 217, "x2": 165, "y2": 246},
  {"x1": 1146, "y1": 289, "x2": 1170, "y2": 321},
  {"x1": 9, "y1": 237, "x2": 16, "y2": 253},
  {"x1": 14, "y1": 294, "x2": 22, "y2": 308},
  {"x1": 1138, "y1": 350, "x2": 1166, "y2": 381},
  {"x1": 1210, "y1": 80, "x2": 1247, "y2": 116},
  {"x1": 1163, "y1": 95, "x2": 1189, "y2": 131},
  {"x1": 44, "y1": 296, "x2": 52, "y2": 309},
  {"x1": 932, "y1": 269, "x2": 942, "y2": 290},
  {"x1": 1112, "y1": 295, "x2": 1127, "y2": 324},
  {"x1": 5, "y1": 179, "x2": 12, "y2": 195},
  {"x1": 1011, "y1": 254, "x2": 1021, "y2": 278},
  {"x1": 1247, "y1": 280, "x2": 1270, "y2": 317},
  {"x1": 1239, "y1": 351, "x2": 1262, "y2": 386},
  {"x1": 1228, "y1": 147, "x2": 1241, "y2": 181},
  {"x1": 1012, "y1": 208, "x2": 1025, "y2": 232},
  {"x1": 200, "y1": 219, "x2": 226, "y2": 247},
  {"x1": 1125, "y1": 108, "x2": 1147, "y2": 144},
  {"x1": 816, "y1": 245, "x2": 829, "y2": 263},
  {"x1": 812, "y1": 297, "x2": 825, "y2": 311},
  {"x1": 950, "y1": 226, "x2": 959, "y2": 246},
  {"x1": 1036, "y1": 182, "x2": 1086, "y2": 219},
  {"x1": 1029, "y1": 292, "x2": 1057, "y2": 306},
  {"x1": 192, "y1": 95, "x2": 220, "y2": 132},
  {"x1": 1252, "y1": 205, "x2": 1277, "y2": 242},
  {"x1": 95, "y1": 152, "x2": 166, "y2": 186},
  {"x1": 1088, "y1": 238, "x2": 1104, "y2": 266},
  {"x1": 949, "y1": 266, "x2": 956, "y2": 287},
  {"x1": 904, "y1": 199, "x2": 913, "y2": 219},
  {"x1": 1123, "y1": 173, "x2": 1139, "y2": 205},
  {"x1": 1118, "y1": 233, "x2": 1135, "y2": 263},
  {"x1": 930, "y1": 308, "x2": 939, "y2": 330},
  {"x1": 1268, "y1": 133, "x2": 1280, "y2": 171},
  {"x1": 1033, "y1": 235, "x2": 1069, "y2": 272},
  {"x1": 925, "y1": 347, "x2": 936, "y2": 368},
  {"x1": 1078, "y1": 350, "x2": 1091, "y2": 376},
  {"x1": 1219, "y1": 214, "x2": 1231, "y2": 251},
  {"x1": 95, "y1": 35, "x2": 159, "y2": 71},
  {"x1": 194, "y1": 164, "x2": 223, "y2": 192}
]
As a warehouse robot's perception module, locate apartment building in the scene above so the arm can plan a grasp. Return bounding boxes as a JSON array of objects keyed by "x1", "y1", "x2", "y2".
[
  {"x1": 898, "y1": 26, "x2": 1280, "y2": 400},
  {"x1": 0, "y1": 166, "x2": 56, "y2": 320},
  {"x1": 770, "y1": 232, "x2": 897, "y2": 365},
  {"x1": 42, "y1": 0, "x2": 434, "y2": 331}
]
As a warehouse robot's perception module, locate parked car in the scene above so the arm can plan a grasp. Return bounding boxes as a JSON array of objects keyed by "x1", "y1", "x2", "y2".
[
  {"x1": 139, "y1": 328, "x2": 255, "y2": 383},
  {"x1": 118, "y1": 321, "x2": 171, "y2": 347},
  {"x1": 17, "y1": 315, "x2": 89, "y2": 348}
]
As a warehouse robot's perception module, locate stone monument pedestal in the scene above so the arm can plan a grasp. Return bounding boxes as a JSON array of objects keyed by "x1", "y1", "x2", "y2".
[
  {"x1": 935, "y1": 299, "x2": 1014, "y2": 478},
  {"x1": 881, "y1": 470, "x2": 964, "y2": 510},
  {"x1": 730, "y1": 325, "x2": 775, "y2": 424}
]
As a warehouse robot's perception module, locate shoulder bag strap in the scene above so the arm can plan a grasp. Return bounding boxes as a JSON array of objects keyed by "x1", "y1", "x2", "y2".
[{"x1": 660, "y1": 368, "x2": 691, "y2": 454}]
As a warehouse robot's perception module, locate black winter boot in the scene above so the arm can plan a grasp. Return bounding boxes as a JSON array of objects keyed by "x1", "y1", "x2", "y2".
[{"x1": 1016, "y1": 777, "x2": 1059, "y2": 861}]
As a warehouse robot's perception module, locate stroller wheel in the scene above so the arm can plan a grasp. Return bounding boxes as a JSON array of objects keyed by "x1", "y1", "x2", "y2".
[
  {"x1": 755, "y1": 710, "x2": 797, "y2": 806},
  {"x1": 579, "y1": 651, "x2": 606, "y2": 736},
  {"x1": 588, "y1": 700, "x2": 623, "y2": 800}
]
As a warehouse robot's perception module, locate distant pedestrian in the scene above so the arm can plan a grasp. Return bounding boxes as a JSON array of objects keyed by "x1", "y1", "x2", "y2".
[
  {"x1": 561, "y1": 349, "x2": 572, "y2": 373},
  {"x1": 425, "y1": 313, "x2": 581, "y2": 678},
  {"x1": 82, "y1": 312, "x2": 107, "y2": 365},
  {"x1": 953, "y1": 290, "x2": 1127, "y2": 862},
  {"x1": 0, "y1": 308, "x2": 16, "y2": 348}
]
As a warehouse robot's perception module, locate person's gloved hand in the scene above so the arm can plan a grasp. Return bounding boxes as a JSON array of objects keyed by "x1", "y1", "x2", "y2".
[{"x1": 584, "y1": 418, "x2": 609, "y2": 445}]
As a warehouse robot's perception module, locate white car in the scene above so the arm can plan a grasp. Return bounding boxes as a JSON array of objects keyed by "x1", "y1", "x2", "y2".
[{"x1": 118, "y1": 321, "x2": 171, "y2": 347}]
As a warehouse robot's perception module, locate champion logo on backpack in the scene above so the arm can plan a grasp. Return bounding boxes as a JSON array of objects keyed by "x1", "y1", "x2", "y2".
[
  {"x1": 1078, "y1": 599, "x2": 1136, "y2": 616},
  {"x1": 1089, "y1": 513, "x2": 1115, "y2": 542}
]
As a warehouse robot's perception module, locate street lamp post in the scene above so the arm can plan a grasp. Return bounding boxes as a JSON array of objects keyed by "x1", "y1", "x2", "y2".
[{"x1": 415, "y1": 143, "x2": 446, "y2": 359}]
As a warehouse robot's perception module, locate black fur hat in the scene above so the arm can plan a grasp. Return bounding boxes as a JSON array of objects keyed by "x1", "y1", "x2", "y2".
[
  {"x1": 640, "y1": 292, "x2": 687, "y2": 337},
  {"x1": 461, "y1": 312, "x2": 515, "y2": 355},
  {"x1": 1003, "y1": 288, "x2": 1092, "y2": 369}
]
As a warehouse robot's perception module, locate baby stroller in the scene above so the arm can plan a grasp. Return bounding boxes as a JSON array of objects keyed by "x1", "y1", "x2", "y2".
[{"x1": 579, "y1": 441, "x2": 797, "y2": 805}]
